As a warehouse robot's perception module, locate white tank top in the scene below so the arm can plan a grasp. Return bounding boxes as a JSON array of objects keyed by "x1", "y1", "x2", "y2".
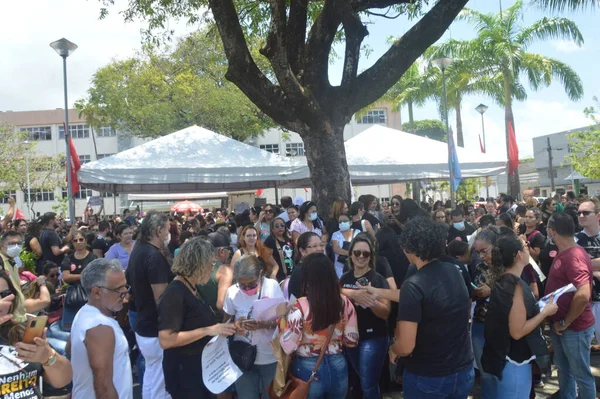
[{"x1": 71, "y1": 304, "x2": 133, "y2": 399}]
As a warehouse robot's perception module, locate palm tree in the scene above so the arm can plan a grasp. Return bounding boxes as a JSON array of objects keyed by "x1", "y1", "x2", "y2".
[
  {"x1": 435, "y1": 0, "x2": 584, "y2": 197},
  {"x1": 534, "y1": 0, "x2": 598, "y2": 11}
]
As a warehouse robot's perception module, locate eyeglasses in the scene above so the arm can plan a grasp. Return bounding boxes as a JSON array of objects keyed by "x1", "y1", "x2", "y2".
[
  {"x1": 579, "y1": 211, "x2": 595, "y2": 217},
  {"x1": 245, "y1": 234, "x2": 257, "y2": 239},
  {"x1": 0, "y1": 289, "x2": 14, "y2": 299},
  {"x1": 238, "y1": 280, "x2": 259, "y2": 290},
  {"x1": 352, "y1": 250, "x2": 371, "y2": 258},
  {"x1": 73, "y1": 238, "x2": 85, "y2": 243},
  {"x1": 475, "y1": 246, "x2": 492, "y2": 256},
  {"x1": 306, "y1": 243, "x2": 326, "y2": 249},
  {"x1": 392, "y1": 202, "x2": 400, "y2": 206},
  {"x1": 97, "y1": 284, "x2": 130, "y2": 299},
  {"x1": 264, "y1": 209, "x2": 274, "y2": 214},
  {"x1": 273, "y1": 224, "x2": 285, "y2": 229}
]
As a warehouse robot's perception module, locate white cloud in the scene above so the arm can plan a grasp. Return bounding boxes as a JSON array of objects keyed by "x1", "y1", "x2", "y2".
[
  {"x1": 457, "y1": 99, "x2": 591, "y2": 160},
  {"x1": 0, "y1": 0, "x2": 193, "y2": 112},
  {"x1": 551, "y1": 40, "x2": 584, "y2": 54}
]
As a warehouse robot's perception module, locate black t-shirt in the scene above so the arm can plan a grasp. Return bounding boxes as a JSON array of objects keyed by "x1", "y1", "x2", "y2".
[
  {"x1": 0, "y1": 344, "x2": 43, "y2": 398},
  {"x1": 325, "y1": 219, "x2": 339, "y2": 242},
  {"x1": 288, "y1": 261, "x2": 303, "y2": 299},
  {"x1": 91, "y1": 236, "x2": 110, "y2": 256},
  {"x1": 158, "y1": 280, "x2": 216, "y2": 356},
  {"x1": 129, "y1": 242, "x2": 173, "y2": 337},
  {"x1": 340, "y1": 269, "x2": 389, "y2": 341},
  {"x1": 576, "y1": 231, "x2": 600, "y2": 301},
  {"x1": 40, "y1": 229, "x2": 64, "y2": 266},
  {"x1": 539, "y1": 243, "x2": 558, "y2": 291},
  {"x1": 362, "y1": 212, "x2": 381, "y2": 230},
  {"x1": 397, "y1": 260, "x2": 473, "y2": 376},
  {"x1": 525, "y1": 230, "x2": 546, "y2": 250},
  {"x1": 447, "y1": 223, "x2": 476, "y2": 243},
  {"x1": 438, "y1": 255, "x2": 474, "y2": 298},
  {"x1": 264, "y1": 236, "x2": 295, "y2": 281},
  {"x1": 61, "y1": 252, "x2": 97, "y2": 280}
]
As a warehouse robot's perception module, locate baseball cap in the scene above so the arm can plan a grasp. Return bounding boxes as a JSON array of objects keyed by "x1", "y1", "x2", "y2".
[{"x1": 207, "y1": 232, "x2": 230, "y2": 248}]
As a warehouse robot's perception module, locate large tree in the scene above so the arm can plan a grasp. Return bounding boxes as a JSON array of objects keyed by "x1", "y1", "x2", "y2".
[
  {"x1": 434, "y1": 0, "x2": 584, "y2": 198},
  {"x1": 101, "y1": 0, "x2": 470, "y2": 214},
  {"x1": 566, "y1": 97, "x2": 600, "y2": 179}
]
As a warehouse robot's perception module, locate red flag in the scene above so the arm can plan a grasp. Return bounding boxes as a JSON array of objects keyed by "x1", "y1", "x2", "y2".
[
  {"x1": 303, "y1": 188, "x2": 309, "y2": 193},
  {"x1": 255, "y1": 189, "x2": 264, "y2": 196},
  {"x1": 507, "y1": 121, "x2": 519, "y2": 176},
  {"x1": 65, "y1": 124, "x2": 81, "y2": 195},
  {"x1": 12, "y1": 209, "x2": 25, "y2": 221},
  {"x1": 479, "y1": 134, "x2": 486, "y2": 154}
]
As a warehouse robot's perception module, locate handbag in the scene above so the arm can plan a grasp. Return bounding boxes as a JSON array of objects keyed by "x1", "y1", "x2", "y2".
[
  {"x1": 229, "y1": 339, "x2": 258, "y2": 372},
  {"x1": 268, "y1": 324, "x2": 336, "y2": 399},
  {"x1": 64, "y1": 283, "x2": 88, "y2": 308}
]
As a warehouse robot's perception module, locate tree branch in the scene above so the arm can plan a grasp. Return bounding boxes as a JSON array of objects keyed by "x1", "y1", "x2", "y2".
[
  {"x1": 338, "y1": 0, "x2": 368, "y2": 88},
  {"x1": 352, "y1": 0, "x2": 411, "y2": 12},
  {"x1": 350, "y1": 0, "x2": 469, "y2": 112},
  {"x1": 287, "y1": 0, "x2": 309, "y2": 76},
  {"x1": 305, "y1": 0, "x2": 339, "y2": 94},
  {"x1": 207, "y1": 0, "x2": 295, "y2": 127}
]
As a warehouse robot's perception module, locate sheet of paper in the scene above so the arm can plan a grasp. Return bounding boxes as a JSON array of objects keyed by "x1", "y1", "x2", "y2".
[
  {"x1": 202, "y1": 335, "x2": 243, "y2": 394},
  {"x1": 529, "y1": 255, "x2": 546, "y2": 282},
  {"x1": 537, "y1": 283, "x2": 576, "y2": 311},
  {"x1": 251, "y1": 297, "x2": 286, "y2": 345}
]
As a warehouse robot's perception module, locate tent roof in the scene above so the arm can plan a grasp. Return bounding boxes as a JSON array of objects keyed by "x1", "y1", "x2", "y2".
[
  {"x1": 78, "y1": 126, "x2": 304, "y2": 194},
  {"x1": 282, "y1": 125, "x2": 507, "y2": 186}
]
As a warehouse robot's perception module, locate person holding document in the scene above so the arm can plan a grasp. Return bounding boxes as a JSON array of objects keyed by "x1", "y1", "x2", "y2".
[{"x1": 545, "y1": 212, "x2": 596, "y2": 399}]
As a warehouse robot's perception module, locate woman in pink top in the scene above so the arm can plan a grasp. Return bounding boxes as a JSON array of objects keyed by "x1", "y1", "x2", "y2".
[{"x1": 280, "y1": 253, "x2": 358, "y2": 399}]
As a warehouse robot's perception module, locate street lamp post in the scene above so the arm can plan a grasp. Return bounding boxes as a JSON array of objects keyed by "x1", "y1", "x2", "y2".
[
  {"x1": 475, "y1": 103, "x2": 490, "y2": 199},
  {"x1": 24, "y1": 141, "x2": 32, "y2": 219},
  {"x1": 50, "y1": 38, "x2": 77, "y2": 223},
  {"x1": 433, "y1": 56, "x2": 454, "y2": 208}
]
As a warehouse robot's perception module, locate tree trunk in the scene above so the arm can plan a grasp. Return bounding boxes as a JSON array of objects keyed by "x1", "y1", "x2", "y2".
[
  {"x1": 455, "y1": 103, "x2": 464, "y2": 148},
  {"x1": 301, "y1": 125, "x2": 351, "y2": 219},
  {"x1": 408, "y1": 101, "x2": 414, "y2": 125},
  {"x1": 503, "y1": 74, "x2": 521, "y2": 199}
]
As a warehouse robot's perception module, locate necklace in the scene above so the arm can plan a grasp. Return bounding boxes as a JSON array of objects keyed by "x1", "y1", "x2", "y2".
[{"x1": 179, "y1": 276, "x2": 198, "y2": 295}]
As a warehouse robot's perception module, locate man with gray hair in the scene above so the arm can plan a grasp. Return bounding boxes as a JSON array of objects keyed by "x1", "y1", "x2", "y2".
[{"x1": 70, "y1": 258, "x2": 133, "y2": 399}]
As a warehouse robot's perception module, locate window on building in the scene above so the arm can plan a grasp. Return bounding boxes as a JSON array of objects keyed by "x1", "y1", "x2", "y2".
[
  {"x1": 380, "y1": 197, "x2": 390, "y2": 204},
  {"x1": 59, "y1": 124, "x2": 90, "y2": 139},
  {"x1": 79, "y1": 155, "x2": 91, "y2": 164},
  {"x1": 62, "y1": 187, "x2": 94, "y2": 200},
  {"x1": 27, "y1": 189, "x2": 55, "y2": 202},
  {"x1": 356, "y1": 109, "x2": 387, "y2": 124},
  {"x1": 101, "y1": 192, "x2": 117, "y2": 198},
  {"x1": 259, "y1": 144, "x2": 279, "y2": 154},
  {"x1": 285, "y1": 143, "x2": 304, "y2": 156},
  {"x1": 20, "y1": 126, "x2": 52, "y2": 141},
  {"x1": 97, "y1": 154, "x2": 114, "y2": 160},
  {"x1": 547, "y1": 169, "x2": 558, "y2": 178},
  {"x1": 0, "y1": 191, "x2": 17, "y2": 204},
  {"x1": 97, "y1": 126, "x2": 117, "y2": 137},
  {"x1": 541, "y1": 189, "x2": 548, "y2": 197}
]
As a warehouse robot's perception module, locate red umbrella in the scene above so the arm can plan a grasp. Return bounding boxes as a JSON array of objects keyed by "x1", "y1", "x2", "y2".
[{"x1": 170, "y1": 200, "x2": 203, "y2": 214}]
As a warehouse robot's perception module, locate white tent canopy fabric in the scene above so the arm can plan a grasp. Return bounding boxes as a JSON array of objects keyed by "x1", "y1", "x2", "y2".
[
  {"x1": 281, "y1": 125, "x2": 507, "y2": 186},
  {"x1": 77, "y1": 126, "x2": 304, "y2": 194}
]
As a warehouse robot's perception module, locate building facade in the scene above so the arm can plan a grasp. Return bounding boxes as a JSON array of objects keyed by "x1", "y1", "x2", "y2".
[
  {"x1": 0, "y1": 109, "x2": 146, "y2": 218},
  {"x1": 532, "y1": 127, "x2": 600, "y2": 198}
]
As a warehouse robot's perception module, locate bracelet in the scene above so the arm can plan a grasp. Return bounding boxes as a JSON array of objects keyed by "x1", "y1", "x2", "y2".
[{"x1": 42, "y1": 349, "x2": 57, "y2": 367}]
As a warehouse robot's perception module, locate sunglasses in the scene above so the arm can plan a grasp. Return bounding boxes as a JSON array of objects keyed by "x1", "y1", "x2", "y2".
[
  {"x1": 97, "y1": 284, "x2": 131, "y2": 299},
  {"x1": 264, "y1": 209, "x2": 274, "y2": 213},
  {"x1": 392, "y1": 202, "x2": 400, "y2": 206},
  {"x1": 73, "y1": 238, "x2": 85, "y2": 243},
  {"x1": 352, "y1": 250, "x2": 371, "y2": 258},
  {"x1": 579, "y1": 211, "x2": 595, "y2": 217},
  {"x1": 0, "y1": 289, "x2": 14, "y2": 299},
  {"x1": 273, "y1": 224, "x2": 286, "y2": 229},
  {"x1": 238, "y1": 280, "x2": 259, "y2": 290}
]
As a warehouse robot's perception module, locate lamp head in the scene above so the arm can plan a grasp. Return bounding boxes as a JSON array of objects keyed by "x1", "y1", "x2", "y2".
[
  {"x1": 475, "y1": 104, "x2": 489, "y2": 115},
  {"x1": 432, "y1": 56, "x2": 453, "y2": 70},
  {"x1": 50, "y1": 38, "x2": 78, "y2": 57}
]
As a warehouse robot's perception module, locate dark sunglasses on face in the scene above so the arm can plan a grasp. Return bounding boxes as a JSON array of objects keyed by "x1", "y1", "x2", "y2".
[
  {"x1": 73, "y1": 238, "x2": 85, "y2": 243},
  {"x1": 274, "y1": 224, "x2": 285, "y2": 229},
  {"x1": 352, "y1": 250, "x2": 371, "y2": 258},
  {"x1": 392, "y1": 202, "x2": 400, "y2": 206},
  {"x1": 264, "y1": 209, "x2": 274, "y2": 214},
  {"x1": 579, "y1": 211, "x2": 595, "y2": 217},
  {"x1": 0, "y1": 289, "x2": 14, "y2": 299},
  {"x1": 239, "y1": 280, "x2": 259, "y2": 290}
]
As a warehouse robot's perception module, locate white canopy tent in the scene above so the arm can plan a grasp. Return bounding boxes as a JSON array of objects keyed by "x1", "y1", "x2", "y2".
[
  {"x1": 281, "y1": 125, "x2": 507, "y2": 186},
  {"x1": 77, "y1": 126, "x2": 304, "y2": 194}
]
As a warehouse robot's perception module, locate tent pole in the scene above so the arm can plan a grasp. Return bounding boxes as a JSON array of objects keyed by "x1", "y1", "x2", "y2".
[
  {"x1": 113, "y1": 190, "x2": 117, "y2": 217},
  {"x1": 275, "y1": 183, "x2": 279, "y2": 205}
]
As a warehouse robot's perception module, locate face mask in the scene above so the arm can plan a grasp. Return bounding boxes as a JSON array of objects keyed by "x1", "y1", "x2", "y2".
[
  {"x1": 241, "y1": 285, "x2": 259, "y2": 296},
  {"x1": 339, "y1": 221, "x2": 351, "y2": 231},
  {"x1": 231, "y1": 234, "x2": 238, "y2": 244},
  {"x1": 453, "y1": 221, "x2": 465, "y2": 230},
  {"x1": 7, "y1": 244, "x2": 22, "y2": 258},
  {"x1": 164, "y1": 233, "x2": 171, "y2": 247},
  {"x1": 309, "y1": 212, "x2": 318, "y2": 221},
  {"x1": 368, "y1": 210, "x2": 377, "y2": 215}
]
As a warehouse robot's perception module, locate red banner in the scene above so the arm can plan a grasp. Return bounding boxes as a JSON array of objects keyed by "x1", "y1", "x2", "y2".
[
  {"x1": 479, "y1": 134, "x2": 486, "y2": 154},
  {"x1": 507, "y1": 121, "x2": 519, "y2": 176},
  {"x1": 65, "y1": 124, "x2": 81, "y2": 195}
]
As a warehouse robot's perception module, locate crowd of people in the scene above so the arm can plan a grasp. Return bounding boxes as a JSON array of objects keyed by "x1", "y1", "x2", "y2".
[{"x1": 0, "y1": 190, "x2": 597, "y2": 399}]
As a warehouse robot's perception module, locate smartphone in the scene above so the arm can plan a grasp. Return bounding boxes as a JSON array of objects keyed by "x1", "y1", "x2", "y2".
[
  {"x1": 22, "y1": 316, "x2": 48, "y2": 344},
  {"x1": 241, "y1": 319, "x2": 256, "y2": 326},
  {"x1": 471, "y1": 282, "x2": 478, "y2": 289},
  {"x1": 356, "y1": 277, "x2": 369, "y2": 286}
]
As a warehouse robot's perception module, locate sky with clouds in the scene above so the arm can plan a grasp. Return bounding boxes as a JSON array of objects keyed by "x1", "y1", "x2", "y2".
[{"x1": 1, "y1": 0, "x2": 598, "y2": 160}]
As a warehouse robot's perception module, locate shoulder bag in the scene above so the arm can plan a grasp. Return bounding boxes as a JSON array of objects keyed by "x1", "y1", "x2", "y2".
[{"x1": 229, "y1": 279, "x2": 264, "y2": 371}]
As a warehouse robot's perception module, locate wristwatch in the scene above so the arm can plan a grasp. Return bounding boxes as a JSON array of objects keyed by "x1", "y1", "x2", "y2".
[{"x1": 42, "y1": 349, "x2": 57, "y2": 367}]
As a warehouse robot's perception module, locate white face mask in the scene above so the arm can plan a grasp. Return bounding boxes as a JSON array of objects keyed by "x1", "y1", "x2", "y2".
[
  {"x1": 164, "y1": 233, "x2": 171, "y2": 248},
  {"x1": 231, "y1": 234, "x2": 238, "y2": 245},
  {"x1": 7, "y1": 244, "x2": 22, "y2": 259}
]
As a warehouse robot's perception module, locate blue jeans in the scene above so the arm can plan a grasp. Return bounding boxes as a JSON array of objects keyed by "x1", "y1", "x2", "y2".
[
  {"x1": 346, "y1": 335, "x2": 389, "y2": 399},
  {"x1": 472, "y1": 321, "x2": 496, "y2": 398},
  {"x1": 494, "y1": 361, "x2": 531, "y2": 399},
  {"x1": 129, "y1": 310, "x2": 146, "y2": 388},
  {"x1": 404, "y1": 365, "x2": 475, "y2": 399},
  {"x1": 46, "y1": 321, "x2": 69, "y2": 357},
  {"x1": 551, "y1": 326, "x2": 597, "y2": 399},
  {"x1": 235, "y1": 362, "x2": 277, "y2": 399},
  {"x1": 292, "y1": 354, "x2": 348, "y2": 399},
  {"x1": 61, "y1": 305, "x2": 80, "y2": 332}
]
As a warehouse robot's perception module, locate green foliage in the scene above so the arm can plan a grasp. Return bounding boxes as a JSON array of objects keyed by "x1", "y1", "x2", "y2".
[
  {"x1": 401, "y1": 119, "x2": 447, "y2": 142},
  {"x1": 19, "y1": 250, "x2": 38, "y2": 273},
  {"x1": 77, "y1": 28, "x2": 274, "y2": 140},
  {"x1": 533, "y1": 0, "x2": 598, "y2": 12},
  {"x1": 456, "y1": 179, "x2": 481, "y2": 203},
  {"x1": 52, "y1": 196, "x2": 69, "y2": 218},
  {"x1": 566, "y1": 97, "x2": 600, "y2": 179}
]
